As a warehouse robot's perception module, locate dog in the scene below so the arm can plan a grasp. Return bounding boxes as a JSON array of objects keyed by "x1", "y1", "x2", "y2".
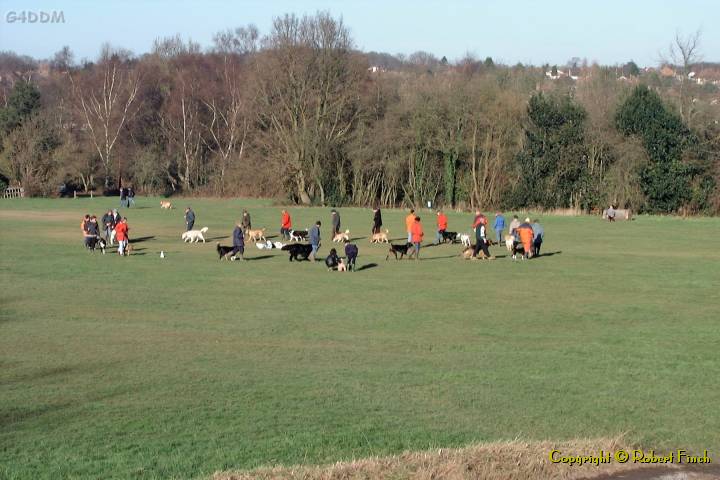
[
  {"x1": 273, "y1": 241, "x2": 285, "y2": 249},
  {"x1": 370, "y1": 229, "x2": 389, "y2": 243},
  {"x1": 505, "y1": 234, "x2": 526, "y2": 260},
  {"x1": 216, "y1": 242, "x2": 235, "y2": 260},
  {"x1": 440, "y1": 231, "x2": 458, "y2": 243},
  {"x1": 333, "y1": 229, "x2": 350, "y2": 243},
  {"x1": 461, "y1": 246, "x2": 475, "y2": 259},
  {"x1": 160, "y1": 201, "x2": 173, "y2": 209},
  {"x1": 87, "y1": 236, "x2": 106, "y2": 254},
  {"x1": 386, "y1": 242, "x2": 412, "y2": 260},
  {"x1": 256, "y1": 240, "x2": 273, "y2": 250},
  {"x1": 246, "y1": 228, "x2": 267, "y2": 242},
  {"x1": 182, "y1": 227, "x2": 208, "y2": 243},
  {"x1": 281, "y1": 243, "x2": 313, "y2": 261},
  {"x1": 289, "y1": 229, "x2": 308, "y2": 242},
  {"x1": 337, "y1": 258, "x2": 347, "y2": 272},
  {"x1": 459, "y1": 233, "x2": 471, "y2": 247}
]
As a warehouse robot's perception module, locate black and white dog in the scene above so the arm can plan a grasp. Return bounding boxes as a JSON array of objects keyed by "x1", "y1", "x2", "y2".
[
  {"x1": 281, "y1": 243, "x2": 313, "y2": 261},
  {"x1": 440, "y1": 231, "x2": 459, "y2": 243},
  {"x1": 87, "y1": 236, "x2": 107, "y2": 254},
  {"x1": 289, "y1": 229, "x2": 308, "y2": 242},
  {"x1": 216, "y1": 242, "x2": 236, "y2": 260}
]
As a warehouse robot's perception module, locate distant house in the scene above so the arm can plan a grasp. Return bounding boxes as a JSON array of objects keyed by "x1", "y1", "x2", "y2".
[
  {"x1": 660, "y1": 65, "x2": 676, "y2": 77},
  {"x1": 545, "y1": 68, "x2": 579, "y2": 81},
  {"x1": 368, "y1": 66, "x2": 385, "y2": 73}
]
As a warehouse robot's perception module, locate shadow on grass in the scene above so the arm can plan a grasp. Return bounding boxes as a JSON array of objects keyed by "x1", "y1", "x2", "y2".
[
  {"x1": 538, "y1": 251, "x2": 562, "y2": 257},
  {"x1": 245, "y1": 255, "x2": 274, "y2": 261},
  {"x1": 356, "y1": 262, "x2": 378, "y2": 271},
  {"x1": 205, "y1": 236, "x2": 228, "y2": 242},
  {"x1": 130, "y1": 236, "x2": 155, "y2": 244}
]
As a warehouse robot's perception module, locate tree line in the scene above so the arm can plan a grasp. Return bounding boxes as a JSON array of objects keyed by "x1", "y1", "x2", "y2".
[{"x1": 0, "y1": 12, "x2": 718, "y2": 214}]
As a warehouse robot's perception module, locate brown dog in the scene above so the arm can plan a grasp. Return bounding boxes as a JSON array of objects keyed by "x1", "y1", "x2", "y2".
[
  {"x1": 370, "y1": 229, "x2": 389, "y2": 243},
  {"x1": 246, "y1": 228, "x2": 267, "y2": 242},
  {"x1": 160, "y1": 201, "x2": 173, "y2": 209}
]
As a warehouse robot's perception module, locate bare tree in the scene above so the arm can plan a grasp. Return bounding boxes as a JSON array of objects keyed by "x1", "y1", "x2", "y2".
[
  {"x1": 212, "y1": 25, "x2": 259, "y2": 56},
  {"x1": 68, "y1": 51, "x2": 140, "y2": 188},
  {"x1": 666, "y1": 29, "x2": 702, "y2": 121}
]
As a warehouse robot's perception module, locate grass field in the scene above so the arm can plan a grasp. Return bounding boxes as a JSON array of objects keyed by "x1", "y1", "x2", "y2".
[{"x1": 1, "y1": 197, "x2": 719, "y2": 480}]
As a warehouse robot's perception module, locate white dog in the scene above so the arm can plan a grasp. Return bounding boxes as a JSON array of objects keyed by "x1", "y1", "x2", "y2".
[
  {"x1": 337, "y1": 258, "x2": 347, "y2": 272},
  {"x1": 256, "y1": 240, "x2": 273, "y2": 250},
  {"x1": 181, "y1": 227, "x2": 208, "y2": 243},
  {"x1": 333, "y1": 229, "x2": 350, "y2": 243},
  {"x1": 273, "y1": 241, "x2": 285, "y2": 249},
  {"x1": 459, "y1": 233, "x2": 471, "y2": 247}
]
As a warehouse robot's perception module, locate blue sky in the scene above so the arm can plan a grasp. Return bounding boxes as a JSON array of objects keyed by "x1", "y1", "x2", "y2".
[{"x1": 1, "y1": 0, "x2": 718, "y2": 66}]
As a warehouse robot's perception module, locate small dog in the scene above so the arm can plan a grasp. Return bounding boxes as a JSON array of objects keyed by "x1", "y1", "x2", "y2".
[
  {"x1": 337, "y1": 258, "x2": 347, "y2": 271},
  {"x1": 273, "y1": 241, "x2": 285, "y2": 249},
  {"x1": 281, "y1": 243, "x2": 313, "y2": 261},
  {"x1": 440, "y1": 231, "x2": 458, "y2": 243},
  {"x1": 289, "y1": 229, "x2": 308, "y2": 242},
  {"x1": 505, "y1": 234, "x2": 525, "y2": 260},
  {"x1": 87, "y1": 236, "x2": 106, "y2": 254},
  {"x1": 216, "y1": 242, "x2": 235, "y2": 260},
  {"x1": 246, "y1": 228, "x2": 267, "y2": 242},
  {"x1": 386, "y1": 242, "x2": 412, "y2": 260},
  {"x1": 255, "y1": 240, "x2": 274, "y2": 250},
  {"x1": 160, "y1": 201, "x2": 173, "y2": 209},
  {"x1": 370, "y1": 229, "x2": 389, "y2": 243},
  {"x1": 182, "y1": 227, "x2": 209, "y2": 243},
  {"x1": 459, "y1": 233, "x2": 471, "y2": 247},
  {"x1": 333, "y1": 229, "x2": 350, "y2": 243}
]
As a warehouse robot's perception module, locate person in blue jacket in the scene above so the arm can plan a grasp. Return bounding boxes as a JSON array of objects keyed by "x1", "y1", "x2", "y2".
[
  {"x1": 230, "y1": 221, "x2": 246, "y2": 261},
  {"x1": 493, "y1": 212, "x2": 506, "y2": 245}
]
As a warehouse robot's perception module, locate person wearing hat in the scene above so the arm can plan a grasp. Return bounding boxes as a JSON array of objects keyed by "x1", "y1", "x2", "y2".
[
  {"x1": 517, "y1": 217, "x2": 535, "y2": 259},
  {"x1": 185, "y1": 207, "x2": 195, "y2": 231}
]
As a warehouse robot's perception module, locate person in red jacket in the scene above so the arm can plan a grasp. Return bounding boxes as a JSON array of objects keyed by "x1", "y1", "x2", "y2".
[
  {"x1": 409, "y1": 216, "x2": 424, "y2": 260},
  {"x1": 280, "y1": 209, "x2": 292, "y2": 240},
  {"x1": 435, "y1": 210, "x2": 448, "y2": 244},
  {"x1": 114, "y1": 217, "x2": 129, "y2": 256}
]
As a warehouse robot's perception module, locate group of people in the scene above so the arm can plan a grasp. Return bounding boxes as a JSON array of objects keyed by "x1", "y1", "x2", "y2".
[
  {"x1": 81, "y1": 209, "x2": 130, "y2": 256},
  {"x1": 119, "y1": 187, "x2": 135, "y2": 208}
]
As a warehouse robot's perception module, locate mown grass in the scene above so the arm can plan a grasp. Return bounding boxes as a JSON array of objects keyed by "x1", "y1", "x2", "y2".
[{"x1": 1, "y1": 197, "x2": 718, "y2": 479}]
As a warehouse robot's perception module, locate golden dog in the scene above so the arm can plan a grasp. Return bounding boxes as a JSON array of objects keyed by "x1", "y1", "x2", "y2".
[
  {"x1": 246, "y1": 228, "x2": 267, "y2": 242},
  {"x1": 370, "y1": 229, "x2": 389, "y2": 243},
  {"x1": 160, "y1": 201, "x2": 173, "y2": 209}
]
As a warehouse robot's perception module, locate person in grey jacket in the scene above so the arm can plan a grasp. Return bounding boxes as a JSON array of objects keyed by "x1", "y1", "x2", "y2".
[
  {"x1": 241, "y1": 209, "x2": 251, "y2": 235},
  {"x1": 331, "y1": 209, "x2": 341, "y2": 237},
  {"x1": 230, "y1": 222, "x2": 246, "y2": 261},
  {"x1": 309, "y1": 221, "x2": 321, "y2": 261},
  {"x1": 185, "y1": 207, "x2": 195, "y2": 231}
]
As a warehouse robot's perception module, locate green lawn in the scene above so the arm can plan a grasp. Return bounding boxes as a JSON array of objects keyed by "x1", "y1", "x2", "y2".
[{"x1": 1, "y1": 197, "x2": 718, "y2": 479}]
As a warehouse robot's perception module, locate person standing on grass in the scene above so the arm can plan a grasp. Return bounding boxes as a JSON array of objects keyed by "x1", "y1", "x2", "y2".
[
  {"x1": 517, "y1": 218, "x2": 535, "y2": 259},
  {"x1": 372, "y1": 207, "x2": 383, "y2": 235},
  {"x1": 435, "y1": 209, "x2": 448, "y2": 244},
  {"x1": 508, "y1": 215, "x2": 520, "y2": 241},
  {"x1": 607, "y1": 205, "x2": 616, "y2": 222},
  {"x1": 331, "y1": 209, "x2": 341, "y2": 237},
  {"x1": 185, "y1": 207, "x2": 195, "y2": 231},
  {"x1": 230, "y1": 221, "x2": 246, "y2": 261},
  {"x1": 280, "y1": 209, "x2": 292, "y2": 240},
  {"x1": 241, "y1": 209, "x2": 251, "y2": 236},
  {"x1": 409, "y1": 216, "x2": 424, "y2": 260},
  {"x1": 127, "y1": 187, "x2": 136, "y2": 208},
  {"x1": 405, "y1": 208, "x2": 416, "y2": 243},
  {"x1": 473, "y1": 217, "x2": 492, "y2": 259},
  {"x1": 531, "y1": 219, "x2": 544, "y2": 257},
  {"x1": 309, "y1": 221, "x2": 321, "y2": 261},
  {"x1": 325, "y1": 248, "x2": 340, "y2": 270},
  {"x1": 84, "y1": 216, "x2": 100, "y2": 249},
  {"x1": 115, "y1": 218, "x2": 129, "y2": 256},
  {"x1": 80, "y1": 214, "x2": 90, "y2": 245},
  {"x1": 493, "y1": 212, "x2": 506, "y2": 245},
  {"x1": 101, "y1": 210, "x2": 115, "y2": 244},
  {"x1": 111, "y1": 208, "x2": 121, "y2": 225}
]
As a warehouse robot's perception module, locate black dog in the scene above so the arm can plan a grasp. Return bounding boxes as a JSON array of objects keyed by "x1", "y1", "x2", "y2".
[
  {"x1": 386, "y1": 242, "x2": 412, "y2": 260},
  {"x1": 344, "y1": 243, "x2": 358, "y2": 271},
  {"x1": 440, "y1": 231, "x2": 458, "y2": 243},
  {"x1": 217, "y1": 242, "x2": 235, "y2": 260},
  {"x1": 87, "y1": 236, "x2": 106, "y2": 254},
  {"x1": 282, "y1": 243, "x2": 313, "y2": 261}
]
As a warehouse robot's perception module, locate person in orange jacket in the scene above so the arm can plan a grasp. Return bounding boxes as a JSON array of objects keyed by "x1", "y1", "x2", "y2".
[
  {"x1": 280, "y1": 209, "x2": 292, "y2": 240},
  {"x1": 435, "y1": 210, "x2": 448, "y2": 244},
  {"x1": 404, "y1": 208, "x2": 415, "y2": 243},
  {"x1": 114, "y1": 217, "x2": 129, "y2": 256},
  {"x1": 516, "y1": 217, "x2": 535, "y2": 259},
  {"x1": 409, "y1": 216, "x2": 424, "y2": 260}
]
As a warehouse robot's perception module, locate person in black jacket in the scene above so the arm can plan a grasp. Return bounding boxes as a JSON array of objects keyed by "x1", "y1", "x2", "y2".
[
  {"x1": 372, "y1": 207, "x2": 382, "y2": 234},
  {"x1": 85, "y1": 215, "x2": 100, "y2": 249},
  {"x1": 185, "y1": 207, "x2": 195, "y2": 231},
  {"x1": 101, "y1": 210, "x2": 115, "y2": 244},
  {"x1": 230, "y1": 222, "x2": 246, "y2": 261},
  {"x1": 344, "y1": 243, "x2": 358, "y2": 271},
  {"x1": 325, "y1": 248, "x2": 340, "y2": 270},
  {"x1": 331, "y1": 209, "x2": 341, "y2": 237}
]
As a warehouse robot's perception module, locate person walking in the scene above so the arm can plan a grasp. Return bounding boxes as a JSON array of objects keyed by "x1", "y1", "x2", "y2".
[
  {"x1": 127, "y1": 187, "x2": 136, "y2": 208},
  {"x1": 405, "y1": 208, "x2": 416, "y2": 243},
  {"x1": 508, "y1": 215, "x2": 521, "y2": 243},
  {"x1": 119, "y1": 187, "x2": 128, "y2": 208},
  {"x1": 606, "y1": 205, "x2": 616, "y2": 222},
  {"x1": 531, "y1": 218, "x2": 544, "y2": 257},
  {"x1": 101, "y1": 210, "x2": 115, "y2": 244},
  {"x1": 280, "y1": 209, "x2": 292, "y2": 240},
  {"x1": 493, "y1": 212, "x2": 506, "y2": 245},
  {"x1": 111, "y1": 208, "x2": 121, "y2": 225},
  {"x1": 309, "y1": 221, "x2": 321, "y2": 261},
  {"x1": 85, "y1": 216, "x2": 100, "y2": 249},
  {"x1": 241, "y1": 209, "x2": 251, "y2": 236},
  {"x1": 115, "y1": 217, "x2": 129, "y2": 256},
  {"x1": 372, "y1": 207, "x2": 383, "y2": 235},
  {"x1": 230, "y1": 221, "x2": 246, "y2": 261},
  {"x1": 409, "y1": 216, "x2": 424, "y2": 260},
  {"x1": 473, "y1": 218, "x2": 493, "y2": 259},
  {"x1": 331, "y1": 209, "x2": 341, "y2": 237},
  {"x1": 184, "y1": 207, "x2": 195, "y2": 231},
  {"x1": 80, "y1": 214, "x2": 90, "y2": 246},
  {"x1": 435, "y1": 210, "x2": 448, "y2": 244},
  {"x1": 517, "y1": 218, "x2": 535, "y2": 259}
]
